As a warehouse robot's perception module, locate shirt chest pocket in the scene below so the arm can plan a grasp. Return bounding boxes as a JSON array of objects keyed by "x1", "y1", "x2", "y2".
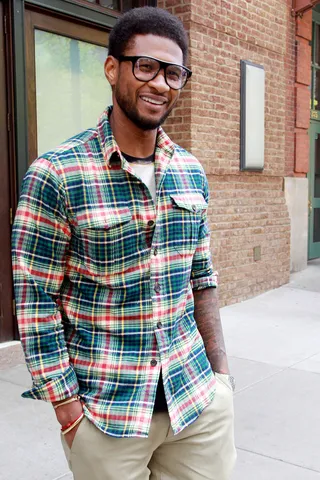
[
  {"x1": 73, "y1": 207, "x2": 134, "y2": 280},
  {"x1": 169, "y1": 194, "x2": 208, "y2": 256}
]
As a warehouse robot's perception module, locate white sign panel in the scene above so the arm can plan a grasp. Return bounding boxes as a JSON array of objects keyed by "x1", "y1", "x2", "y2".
[{"x1": 240, "y1": 61, "x2": 265, "y2": 171}]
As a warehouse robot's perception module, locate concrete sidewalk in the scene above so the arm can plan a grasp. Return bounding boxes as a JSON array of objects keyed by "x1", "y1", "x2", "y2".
[{"x1": 0, "y1": 259, "x2": 319, "y2": 480}]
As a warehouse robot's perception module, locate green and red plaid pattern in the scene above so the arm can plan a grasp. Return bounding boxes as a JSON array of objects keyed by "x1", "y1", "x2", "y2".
[{"x1": 12, "y1": 107, "x2": 217, "y2": 438}]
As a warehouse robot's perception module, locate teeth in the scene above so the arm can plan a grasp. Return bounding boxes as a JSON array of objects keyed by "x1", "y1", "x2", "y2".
[{"x1": 141, "y1": 96, "x2": 164, "y2": 105}]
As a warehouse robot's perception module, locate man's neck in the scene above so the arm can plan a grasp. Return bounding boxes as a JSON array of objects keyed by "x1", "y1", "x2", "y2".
[{"x1": 110, "y1": 103, "x2": 157, "y2": 158}]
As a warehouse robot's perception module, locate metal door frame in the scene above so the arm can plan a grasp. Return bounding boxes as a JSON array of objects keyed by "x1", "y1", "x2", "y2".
[
  {"x1": 308, "y1": 121, "x2": 320, "y2": 259},
  {"x1": 0, "y1": 0, "x2": 16, "y2": 341}
]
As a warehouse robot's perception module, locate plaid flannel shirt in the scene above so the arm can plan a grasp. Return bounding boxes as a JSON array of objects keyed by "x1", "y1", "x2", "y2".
[{"x1": 12, "y1": 107, "x2": 217, "y2": 438}]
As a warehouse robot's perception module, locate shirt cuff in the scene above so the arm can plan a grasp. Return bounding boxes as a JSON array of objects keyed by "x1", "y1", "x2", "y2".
[
  {"x1": 21, "y1": 366, "x2": 79, "y2": 402},
  {"x1": 191, "y1": 270, "x2": 218, "y2": 290}
]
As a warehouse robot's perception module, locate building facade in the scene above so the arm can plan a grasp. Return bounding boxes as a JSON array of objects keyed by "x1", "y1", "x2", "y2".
[
  {"x1": 0, "y1": 0, "x2": 318, "y2": 343},
  {"x1": 158, "y1": 0, "x2": 319, "y2": 305}
]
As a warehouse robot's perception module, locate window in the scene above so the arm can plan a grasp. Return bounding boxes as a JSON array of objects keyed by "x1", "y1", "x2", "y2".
[
  {"x1": 311, "y1": 18, "x2": 320, "y2": 111},
  {"x1": 25, "y1": 9, "x2": 111, "y2": 163},
  {"x1": 74, "y1": 0, "x2": 156, "y2": 13}
]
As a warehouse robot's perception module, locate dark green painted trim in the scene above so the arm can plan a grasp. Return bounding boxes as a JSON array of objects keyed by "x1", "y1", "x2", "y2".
[
  {"x1": 308, "y1": 121, "x2": 320, "y2": 259},
  {"x1": 313, "y1": 9, "x2": 320, "y2": 24},
  {"x1": 25, "y1": 0, "x2": 119, "y2": 27},
  {"x1": 12, "y1": 0, "x2": 29, "y2": 193},
  {"x1": 311, "y1": 13, "x2": 320, "y2": 112},
  {"x1": 312, "y1": 17, "x2": 316, "y2": 110}
]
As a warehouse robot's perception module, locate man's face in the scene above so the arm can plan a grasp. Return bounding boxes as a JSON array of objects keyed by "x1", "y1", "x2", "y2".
[{"x1": 107, "y1": 34, "x2": 183, "y2": 131}]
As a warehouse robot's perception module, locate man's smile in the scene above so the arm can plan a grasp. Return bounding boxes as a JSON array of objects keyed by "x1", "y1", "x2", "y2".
[{"x1": 139, "y1": 94, "x2": 168, "y2": 106}]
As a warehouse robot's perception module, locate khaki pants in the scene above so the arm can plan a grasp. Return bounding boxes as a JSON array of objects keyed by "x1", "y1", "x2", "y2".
[{"x1": 61, "y1": 373, "x2": 236, "y2": 480}]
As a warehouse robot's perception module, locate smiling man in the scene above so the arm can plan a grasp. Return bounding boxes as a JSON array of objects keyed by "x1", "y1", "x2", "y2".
[{"x1": 12, "y1": 7, "x2": 236, "y2": 480}]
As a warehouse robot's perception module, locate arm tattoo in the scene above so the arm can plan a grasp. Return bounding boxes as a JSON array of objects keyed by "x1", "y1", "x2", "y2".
[{"x1": 193, "y1": 287, "x2": 229, "y2": 374}]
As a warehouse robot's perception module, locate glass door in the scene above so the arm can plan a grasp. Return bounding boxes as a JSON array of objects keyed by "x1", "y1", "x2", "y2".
[
  {"x1": 308, "y1": 122, "x2": 320, "y2": 259},
  {"x1": 25, "y1": 9, "x2": 112, "y2": 163}
]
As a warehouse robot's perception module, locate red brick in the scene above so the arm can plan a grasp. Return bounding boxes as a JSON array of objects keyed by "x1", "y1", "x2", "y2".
[
  {"x1": 296, "y1": 39, "x2": 311, "y2": 86},
  {"x1": 295, "y1": 130, "x2": 310, "y2": 173},
  {"x1": 161, "y1": 0, "x2": 294, "y2": 306},
  {"x1": 296, "y1": 85, "x2": 311, "y2": 128},
  {"x1": 296, "y1": 9, "x2": 312, "y2": 40}
]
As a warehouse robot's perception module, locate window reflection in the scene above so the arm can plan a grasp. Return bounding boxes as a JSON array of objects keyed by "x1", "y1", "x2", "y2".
[
  {"x1": 314, "y1": 69, "x2": 320, "y2": 110},
  {"x1": 99, "y1": 0, "x2": 120, "y2": 9},
  {"x1": 315, "y1": 136, "x2": 320, "y2": 198},
  {"x1": 314, "y1": 209, "x2": 320, "y2": 243},
  {"x1": 82, "y1": 0, "x2": 156, "y2": 11},
  {"x1": 35, "y1": 29, "x2": 111, "y2": 156},
  {"x1": 316, "y1": 24, "x2": 320, "y2": 65}
]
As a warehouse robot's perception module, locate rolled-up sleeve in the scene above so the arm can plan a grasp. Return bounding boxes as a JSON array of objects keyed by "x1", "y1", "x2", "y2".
[
  {"x1": 12, "y1": 157, "x2": 79, "y2": 402},
  {"x1": 191, "y1": 175, "x2": 218, "y2": 290}
]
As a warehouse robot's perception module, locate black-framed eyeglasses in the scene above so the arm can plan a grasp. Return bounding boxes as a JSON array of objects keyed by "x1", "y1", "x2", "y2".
[{"x1": 118, "y1": 55, "x2": 192, "y2": 90}]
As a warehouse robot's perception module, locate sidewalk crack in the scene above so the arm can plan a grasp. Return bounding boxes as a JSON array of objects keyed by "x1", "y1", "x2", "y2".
[{"x1": 237, "y1": 447, "x2": 320, "y2": 474}]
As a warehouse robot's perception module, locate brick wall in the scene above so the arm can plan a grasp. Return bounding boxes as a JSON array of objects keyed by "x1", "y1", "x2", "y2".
[
  {"x1": 285, "y1": 0, "x2": 296, "y2": 177},
  {"x1": 295, "y1": 10, "x2": 312, "y2": 174},
  {"x1": 159, "y1": 0, "x2": 293, "y2": 305}
]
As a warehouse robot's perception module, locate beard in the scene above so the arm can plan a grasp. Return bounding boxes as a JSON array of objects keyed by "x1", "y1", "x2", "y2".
[{"x1": 114, "y1": 84, "x2": 176, "y2": 131}]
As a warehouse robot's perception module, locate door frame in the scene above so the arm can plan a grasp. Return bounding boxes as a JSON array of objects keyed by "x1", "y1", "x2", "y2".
[
  {"x1": 308, "y1": 121, "x2": 320, "y2": 259},
  {"x1": 3, "y1": 0, "x2": 117, "y2": 342},
  {"x1": 1, "y1": 0, "x2": 153, "y2": 342},
  {"x1": 25, "y1": 8, "x2": 110, "y2": 164},
  {"x1": 0, "y1": 0, "x2": 16, "y2": 342},
  {"x1": 12, "y1": 0, "x2": 117, "y2": 192}
]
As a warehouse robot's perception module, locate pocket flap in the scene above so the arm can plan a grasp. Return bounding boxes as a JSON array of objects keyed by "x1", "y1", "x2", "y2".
[
  {"x1": 75, "y1": 206, "x2": 132, "y2": 230},
  {"x1": 170, "y1": 193, "x2": 208, "y2": 213}
]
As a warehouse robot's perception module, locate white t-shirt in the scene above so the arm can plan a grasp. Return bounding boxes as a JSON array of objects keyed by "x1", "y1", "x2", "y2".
[
  {"x1": 129, "y1": 162, "x2": 156, "y2": 204},
  {"x1": 122, "y1": 152, "x2": 156, "y2": 204}
]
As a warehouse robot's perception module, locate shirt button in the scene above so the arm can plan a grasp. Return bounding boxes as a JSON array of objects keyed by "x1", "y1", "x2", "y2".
[
  {"x1": 153, "y1": 247, "x2": 158, "y2": 256},
  {"x1": 157, "y1": 321, "x2": 163, "y2": 329},
  {"x1": 148, "y1": 220, "x2": 155, "y2": 227},
  {"x1": 150, "y1": 359, "x2": 157, "y2": 367},
  {"x1": 191, "y1": 205, "x2": 197, "y2": 212},
  {"x1": 154, "y1": 282, "x2": 161, "y2": 293}
]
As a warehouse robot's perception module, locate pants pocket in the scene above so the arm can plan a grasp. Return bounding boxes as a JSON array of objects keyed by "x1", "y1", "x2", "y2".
[
  {"x1": 61, "y1": 416, "x2": 87, "y2": 468},
  {"x1": 215, "y1": 372, "x2": 233, "y2": 392}
]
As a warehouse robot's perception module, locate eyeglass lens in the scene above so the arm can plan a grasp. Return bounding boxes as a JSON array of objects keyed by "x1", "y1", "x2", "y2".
[{"x1": 134, "y1": 57, "x2": 188, "y2": 89}]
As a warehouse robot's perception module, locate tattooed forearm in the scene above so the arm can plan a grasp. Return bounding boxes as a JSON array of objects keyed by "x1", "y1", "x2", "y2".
[{"x1": 193, "y1": 287, "x2": 229, "y2": 374}]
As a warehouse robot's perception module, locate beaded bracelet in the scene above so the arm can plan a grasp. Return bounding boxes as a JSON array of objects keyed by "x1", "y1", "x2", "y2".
[{"x1": 61, "y1": 412, "x2": 84, "y2": 435}]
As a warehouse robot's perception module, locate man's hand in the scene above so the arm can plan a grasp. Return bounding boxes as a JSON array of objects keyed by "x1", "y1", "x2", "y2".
[
  {"x1": 53, "y1": 398, "x2": 84, "y2": 449},
  {"x1": 193, "y1": 287, "x2": 229, "y2": 374}
]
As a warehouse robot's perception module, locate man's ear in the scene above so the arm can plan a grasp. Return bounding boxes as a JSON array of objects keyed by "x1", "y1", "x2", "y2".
[{"x1": 104, "y1": 56, "x2": 119, "y2": 87}]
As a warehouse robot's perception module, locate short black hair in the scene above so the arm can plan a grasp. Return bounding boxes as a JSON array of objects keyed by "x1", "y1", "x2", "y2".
[{"x1": 108, "y1": 7, "x2": 189, "y2": 65}]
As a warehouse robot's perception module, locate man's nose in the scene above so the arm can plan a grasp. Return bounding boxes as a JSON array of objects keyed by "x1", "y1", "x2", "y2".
[{"x1": 148, "y1": 69, "x2": 170, "y2": 92}]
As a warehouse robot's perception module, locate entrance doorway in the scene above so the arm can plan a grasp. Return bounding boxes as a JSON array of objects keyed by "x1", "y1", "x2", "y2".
[
  {"x1": 0, "y1": 1, "x2": 141, "y2": 343},
  {"x1": 0, "y1": 0, "x2": 15, "y2": 342},
  {"x1": 308, "y1": 122, "x2": 320, "y2": 259},
  {"x1": 24, "y1": 8, "x2": 112, "y2": 165}
]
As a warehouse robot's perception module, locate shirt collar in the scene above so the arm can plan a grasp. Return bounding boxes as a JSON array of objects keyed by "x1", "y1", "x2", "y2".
[{"x1": 97, "y1": 106, "x2": 175, "y2": 168}]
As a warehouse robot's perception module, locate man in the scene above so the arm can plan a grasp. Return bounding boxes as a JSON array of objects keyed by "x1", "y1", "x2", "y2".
[{"x1": 12, "y1": 7, "x2": 236, "y2": 480}]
